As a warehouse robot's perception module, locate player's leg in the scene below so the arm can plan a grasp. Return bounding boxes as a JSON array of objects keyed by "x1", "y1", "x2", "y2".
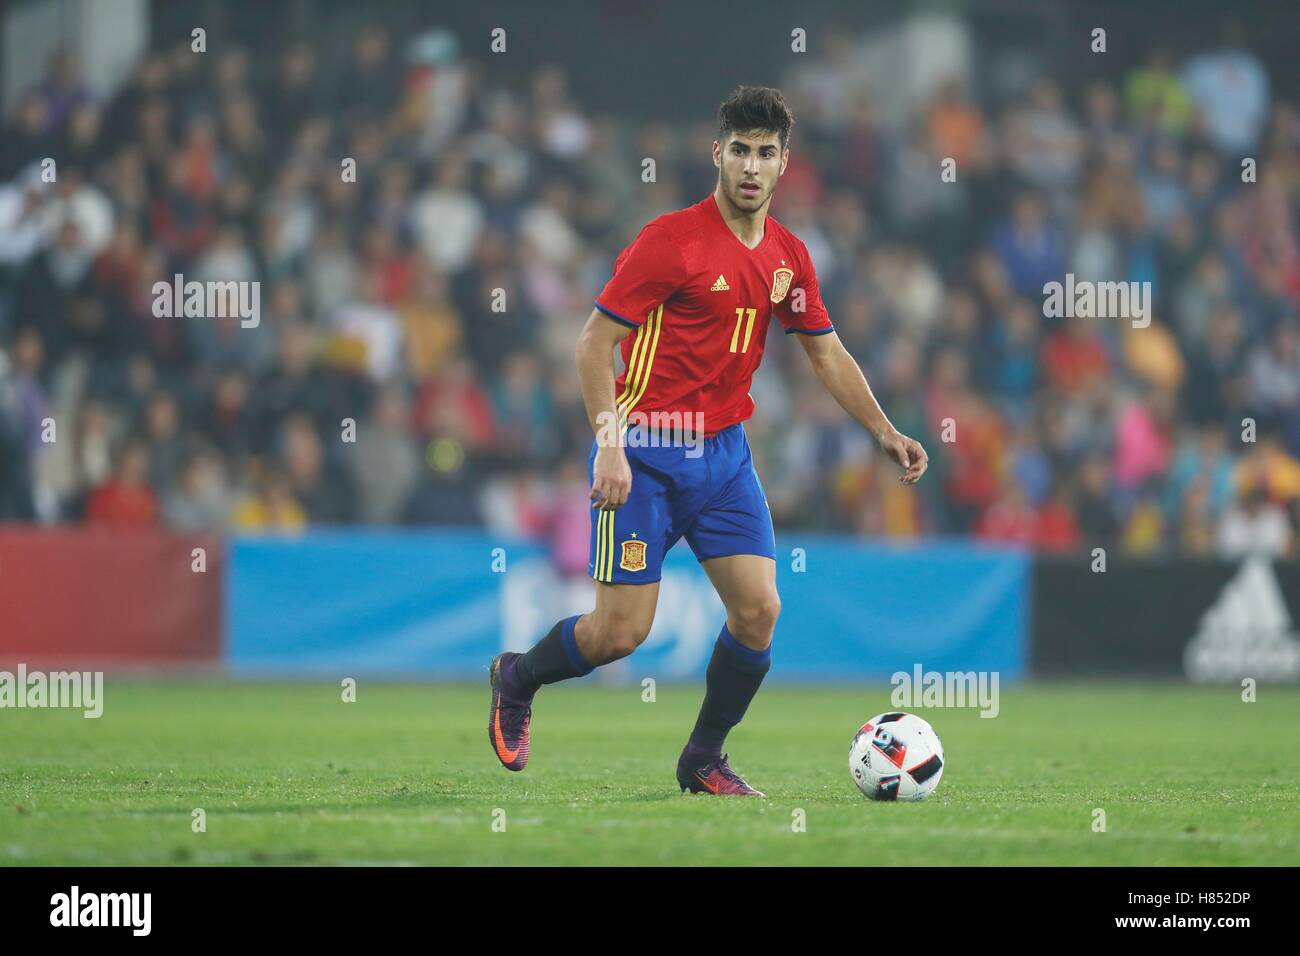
[
  {"x1": 498, "y1": 576, "x2": 660, "y2": 695},
  {"x1": 675, "y1": 554, "x2": 778, "y2": 795},
  {"x1": 573, "y1": 578, "x2": 660, "y2": 665},
  {"x1": 675, "y1": 425, "x2": 778, "y2": 795},
  {"x1": 702, "y1": 552, "x2": 781, "y2": 652},
  {"x1": 489, "y1": 583, "x2": 661, "y2": 773},
  {"x1": 488, "y1": 440, "x2": 669, "y2": 771}
]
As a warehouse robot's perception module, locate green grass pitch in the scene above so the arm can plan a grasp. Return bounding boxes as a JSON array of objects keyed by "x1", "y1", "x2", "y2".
[{"x1": 2, "y1": 680, "x2": 1297, "y2": 865}]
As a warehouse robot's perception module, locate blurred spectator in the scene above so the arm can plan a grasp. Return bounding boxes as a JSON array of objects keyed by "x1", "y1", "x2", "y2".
[
  {"x1": 992, "y1": 191, "x2": 1065, "y2": 297},
  {"x1": 1245, "y1": 321, "x2": 1300, "y2": 431},
  {"x1": 1041, "y1": 316, "x2": 1110, "y2": 396},
  {"x1": 349, "y1": 387, "x2": 420, "y2": 524},
  {"x1": 278, "y1": 414, "x2": 353, "y2": 524},
  {"x1": 1125, "y1": 48, "x2": 1193, "y2": 135},
  {"x1": 1181, "y1": 27, "x2": 1270, "y2": 155},
  {"x1": 1217, "y1": 481, "x2": 1292, "y2": 557},
  {"x1": 1075, "y1": 452, "x2": 1122, "y2": 546},
  {"x1": 231, "y1": 464, "x2": 307, "y2": 532},
  {"x1": 1035, "y1": 481, "x2": 1082, "y2": 553},
  {"x1": 1113, "y1": 388, "x2": 1177, "y2": 492},
  {"x1": 85, "y1": 438, "x2": 159, "y2": 528},
  {"x1": 164, "y1": 448, "x2": 231, "y2": 531}
]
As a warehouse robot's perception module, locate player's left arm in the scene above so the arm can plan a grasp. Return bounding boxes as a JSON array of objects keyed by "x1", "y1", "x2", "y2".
[{"x1": 795, "y1": 330, "x2": 928, "y2": 484}]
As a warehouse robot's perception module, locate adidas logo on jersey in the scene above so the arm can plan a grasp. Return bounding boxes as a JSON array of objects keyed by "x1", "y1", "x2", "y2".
[{"x1": 710, "y1": 275, "x2": 730, "y2": 291}]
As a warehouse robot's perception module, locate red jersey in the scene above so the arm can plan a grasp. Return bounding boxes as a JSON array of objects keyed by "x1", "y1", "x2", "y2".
[{"x1": 594, "y1": 193, "x2": 833, "y2": 436}]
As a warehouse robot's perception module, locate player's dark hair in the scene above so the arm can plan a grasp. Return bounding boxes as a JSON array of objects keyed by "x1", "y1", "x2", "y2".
[{"x1": 718, "y1": 85, "x2": 793, "y2": 151}]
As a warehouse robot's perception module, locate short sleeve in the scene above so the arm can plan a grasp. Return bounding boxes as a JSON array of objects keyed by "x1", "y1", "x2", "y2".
[
  {"x1": 594, "y1": 223, "x2": 687, "y2": 328},
  {"x1": 775, "y1": 241, "x2": 834, "y2": 335}
]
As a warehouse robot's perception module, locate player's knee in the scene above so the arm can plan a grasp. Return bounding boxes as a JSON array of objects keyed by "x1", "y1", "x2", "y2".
[
  {"x1": 604, "y1": 622, "x2": 650, "y2": 660},
  {"x1": 592, "y1": 613, "x2": 652, "y2": 661},
  {"x1": 731, "y1": 593, "x2": 781, "y2": 645}
]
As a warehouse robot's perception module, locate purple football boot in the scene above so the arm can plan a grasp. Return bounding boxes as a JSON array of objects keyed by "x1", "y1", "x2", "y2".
[
  {"x1": 676, "y1": 748, "x2": 765, "y2": 797},
  {"x1": 487, "y1": 653, "x2": 532, "y2": 772}
]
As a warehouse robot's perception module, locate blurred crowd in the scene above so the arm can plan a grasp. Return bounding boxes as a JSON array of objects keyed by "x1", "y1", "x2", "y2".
[{"x1": 0, "y1": 23, "x2": 1298, "y2": 561}]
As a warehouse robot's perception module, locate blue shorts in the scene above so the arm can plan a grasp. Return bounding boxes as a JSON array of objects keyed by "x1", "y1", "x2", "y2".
[{"x1": 587, "y1": 422, "x2": 776, "y2": 584}]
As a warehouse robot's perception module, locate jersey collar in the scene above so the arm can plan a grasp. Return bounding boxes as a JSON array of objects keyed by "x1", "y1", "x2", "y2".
[{"x1": 709, "y1": 193, "x2": 772, "y2": 254}]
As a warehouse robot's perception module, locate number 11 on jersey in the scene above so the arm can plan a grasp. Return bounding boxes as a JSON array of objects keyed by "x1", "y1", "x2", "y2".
[{"x1": 730, "y1": 307, "x2": 758, "y2": 353}]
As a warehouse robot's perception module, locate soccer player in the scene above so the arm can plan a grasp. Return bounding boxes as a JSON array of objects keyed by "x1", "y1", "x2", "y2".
[{"x1": 488, "y1": 85, "x2": 928, "y2": 795}]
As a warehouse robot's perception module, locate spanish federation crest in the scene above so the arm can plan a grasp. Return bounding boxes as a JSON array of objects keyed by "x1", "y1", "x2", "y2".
[
  {"x1": 620, "y1": 539, "x2": 647, "y2": 572},
  {"x1": 770, "y1": 266, "x2": 794, "y2": 304}
]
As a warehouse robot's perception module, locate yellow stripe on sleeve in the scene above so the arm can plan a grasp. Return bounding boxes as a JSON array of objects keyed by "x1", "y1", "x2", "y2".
[
  {"x1": 616, "y1": 322, "x2": 648, "y2": 407},
  {"x1": 625, "y1": 304, "x2": 663, "y2": 414}
]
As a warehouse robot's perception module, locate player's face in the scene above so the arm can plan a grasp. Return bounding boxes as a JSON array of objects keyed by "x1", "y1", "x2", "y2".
[{"x1": 714, "y1": 131, "x2": 786, "y2": 213}]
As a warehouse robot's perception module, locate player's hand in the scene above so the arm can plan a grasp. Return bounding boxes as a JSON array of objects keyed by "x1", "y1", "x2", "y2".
[
  {"x1": 590, "y1": 445, "x2": 632, "y2": 510},
  {"x1": 878, "y1": 429, "x2": 928, "y2": 485}
]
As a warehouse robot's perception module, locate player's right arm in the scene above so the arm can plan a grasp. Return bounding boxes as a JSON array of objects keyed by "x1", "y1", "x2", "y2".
[
  {"x1": 581, "y1": 222, "x2": 688, "y2": 511},
  {"x1": 576, "y1": 308, "x2": 634, "y2": 511}
]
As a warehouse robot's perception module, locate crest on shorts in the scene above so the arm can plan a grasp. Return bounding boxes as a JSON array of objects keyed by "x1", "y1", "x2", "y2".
[
  {"x1": 619, "y1": 539, "x2": 647, "y2": 572},
  {"x1": 770, "y1": 266, "x2": 795, "y2": 304}
]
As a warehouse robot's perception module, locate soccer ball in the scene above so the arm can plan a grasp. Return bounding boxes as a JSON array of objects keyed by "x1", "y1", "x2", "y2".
[{"x1": 849, "y1": 712, "x2": 945, "y2": 802}]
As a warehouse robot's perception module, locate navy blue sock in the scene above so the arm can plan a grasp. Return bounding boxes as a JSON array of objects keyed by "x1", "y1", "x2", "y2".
[
  {"x1": 685, "y1": 625, "x2": 771, "y2": 760},
  {"x1": 509, "y1": 615, "x2": 593, "y2": 698}
]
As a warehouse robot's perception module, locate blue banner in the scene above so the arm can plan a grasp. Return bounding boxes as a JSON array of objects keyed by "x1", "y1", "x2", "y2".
[{"x1": 227, "y1": 531, "x2": 1028, "y2": 680}]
